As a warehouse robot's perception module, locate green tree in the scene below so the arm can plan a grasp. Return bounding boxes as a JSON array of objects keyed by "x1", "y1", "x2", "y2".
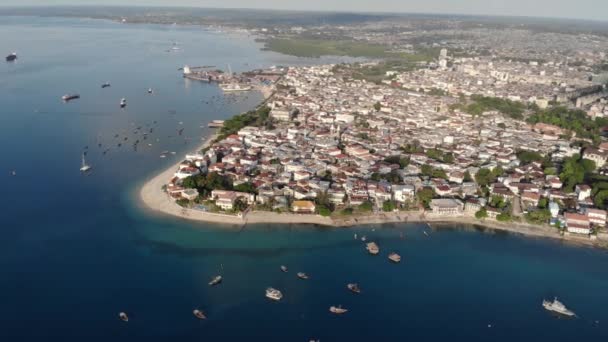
[
  {"x1": 525, "y1": 209, "x2": 551, "y2": 224},
  {"x1": 417, "y1": 188, "x2": 435, "y2": 209},
  {"x1": 496, "y1": 213, "x2": 512, "y2": 222},
  {"x1": 517, "y1": 150, "x2": 543, "y2": 164},
  {"x1": 233, "y1": 197, "x2": 248, "y2": 212},
  {"x1": 475, "y1": 168, "x2": 494, "y2": 187},
  {"x1": 382, "y1": 200, "x2": 396, "y2": 212},
  {"x1": 234, "y1": 182, "x2": 257, "y2": 194},
  {"x1": 475, "y1": 207, "x2": 488, "y2": 219},
  {"x1": 358, "y1": 201, "x2": 374, "y2": 212},
  {"x1": 318, "y1": 205, "x2": 332, "y2": 217},
  {"x1": 373, "y1": 102, "x2": 382, "y2": 112},
  {"x1": 443, "y1": 153, "x2": 455, "y2": 164},
  {"x1": 538, "y1": 197, "x2": 548, "y2": 209},
  {"x1": 560, "y1": 154, "x2": 596, "y2": 192}
]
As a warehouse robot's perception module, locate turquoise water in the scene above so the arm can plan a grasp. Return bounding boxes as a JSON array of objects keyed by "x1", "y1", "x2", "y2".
[{"x1": 1, "y1": 16, "x2": 607, "y2": 341}]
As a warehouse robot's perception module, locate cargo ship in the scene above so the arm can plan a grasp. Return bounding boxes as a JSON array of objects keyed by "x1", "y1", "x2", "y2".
[{"x1": 62, "y1": 94, "x2": 80, "y2": 102}]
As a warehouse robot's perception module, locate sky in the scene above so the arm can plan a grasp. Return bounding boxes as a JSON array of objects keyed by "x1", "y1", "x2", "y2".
[{"x1": 1, "y1": 0, "x2": 607, "y2": 22}]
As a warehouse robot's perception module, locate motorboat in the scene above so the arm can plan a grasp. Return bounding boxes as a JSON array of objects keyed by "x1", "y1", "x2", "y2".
[
  {"x1": 280, "y1": 265, "x2": 288, "y2": 273},
  {"x1": 297, "y1": 272, "x2": 309, "y2": 280},
  {"x1": 388, "y1": 252, "x2": 402, "y2": 263},
  {"x1": 347, "y1": 283, "x2": 361, "y2": 294},
  {"x1": 265, "y1": 287, "x2": 283, "y2": 301},
  {"x1": 120, "y1": 98, "x2": 127, "y2": 108},
  {"x1": 542, "y1": 297, "x2": 576, "y2": 317},
  {"x1": 329, "y1": 305, "x2": 348, "y2": 314},
  {"x1": 119, "y1": 312, "x2": 129, "y2": 322},
  {"x1": 193, "y1": 309, "x2": 207, "y2": 319},
  {"x1": 366, "y1": 242, "x2": 379, "y2": 255},
  {"x1": 209, "y1": 275, "x2": 222, "y2": 286}
]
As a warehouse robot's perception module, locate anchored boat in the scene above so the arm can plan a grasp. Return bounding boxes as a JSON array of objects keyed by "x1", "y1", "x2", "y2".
[
  {"x1": 209, "y1": 275, "x2": 222, "y2": 286},
  {"x1": 265, "y1": 287, "x2": 283, "y2": 301},
  {"x1": 193, "y1": 309, "x2": 207, "y2": 319},
  {"x1": 542, "y1": 297, "x2": 576, "y2": 317},
  {"x1": 329, "y1": 305, "x2": 348, "y2": 314},
  {"x1": 347, "y1": 283, "x2": 361, "y2": 294}
]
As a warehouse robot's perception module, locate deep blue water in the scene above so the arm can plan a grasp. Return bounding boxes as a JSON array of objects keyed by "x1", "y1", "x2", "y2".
[{"x1": 1, "y1": 16, "x2": 607, "y2": 341}]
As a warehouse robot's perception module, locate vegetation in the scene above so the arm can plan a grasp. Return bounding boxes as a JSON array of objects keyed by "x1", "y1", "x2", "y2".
[
  {"x1": 265, "y1": 38, "x2": 394, "y2": 58},
  {"x1": 382, "y1": 200, "x2": 396, "y2": 212},
  {"x1": 496, "y1": 212, "x2": 512, "y2": 222},
  {"x1": 462, "y1": 95, "x2": 526, "y2": 119},
  {"x1": 234, "y1": 182, "x2": 258, "y2": 195},
  {"x1": 559, "y1": 154, "x2": 596, "y2": 192},
  {"x1": 474, "y1": 167, "x2": 504, "y2": 187},
  {"x1": 516, "y1": 150, "x2": 543, "y2": 164},
  {"x1": 215, "y1": 106, "x2": 272, "y2": 142},
  {"x1": 358, "y1": 201, "x2": 374, "y2": 213},
  {"x1": 182, "y1": 172, "x2": 233, "y2": 197},
  {"x1": 421, "y1": 164, "x2": 448, "y2": 179},
  {"x1": 527, "y1": 106, "x2": 608, "y2": 145},
  {"x1": 475, "y1": 207, "x2": 488, "y2": 219},
  {"x1": 384, "y1": 155, "x2": 410, "y2": 168},
  {"x1": 370, "y1": 170, "x2": 402, "y2": 184},
  {"x1": 176, "y1": 198, "x2": 190, "y2": 208},
  {"x1": 416, "y1": 187, "x2": 435, "y2": 209},
  {"x1": 525, "y1": 209, "x2": 551, "y2": 225}
]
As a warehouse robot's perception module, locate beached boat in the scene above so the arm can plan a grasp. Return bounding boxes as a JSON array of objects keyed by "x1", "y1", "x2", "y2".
[
  {"x1": 388, "y1": 252, "x2": 401, "y2": 263},
  {"x1": 209, "y1": 275, "x2": 222, "y2": 286},
  {"x1": 280, "y1": 265, "x2": 288, "y2": 273},
  {"x1": 265, "y1": 287, "x2": 283, "y2": 301},
  {"x1": 329, "y1": 305, "x2": 348, "y2": 314},
  {"x1": 193, "y1": 309, "x2": 207, "y2": 319},
  {"x1": 366, "y1": 242, "x2": 379, "y2": 255},
  {"x1": 347, "y1": 283, "x2": 361, "y2": 294},
  {"x1": 119, "y1": 312, "x2": 129, "y2": 322}
]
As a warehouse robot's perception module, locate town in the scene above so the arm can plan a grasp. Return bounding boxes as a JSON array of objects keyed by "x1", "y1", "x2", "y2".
[{"x1": 163, "y1": 45, "x2": 608, "y2": 244}]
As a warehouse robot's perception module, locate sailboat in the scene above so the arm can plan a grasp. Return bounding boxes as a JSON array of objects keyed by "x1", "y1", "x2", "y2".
[{"x1": 80, "y1": 153, "x2": 92, "y2": 172}]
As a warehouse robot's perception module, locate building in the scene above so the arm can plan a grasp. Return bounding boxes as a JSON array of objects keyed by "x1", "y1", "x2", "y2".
[
  {"x1": 392, "y1": 185, "x2": 415, "y2": 203},
  {"x1": 564, "y1": 212, "x2": 591, "y2": 235},
  {"x1": 211, "y1": 190, "x2": 255, "y2": 211},
  {"x1": 292, "y1": 200, "x2": 316, "y2": 214},
  {"x1": 583, "y1": 148, "x2": 608, "y2": 168},
  {"x1": 181, "y1": 189, "x2": 199, "y2": 201},
  {"x1": 585, "y1": 208, "x2": 607, "y2": 227},
  {"x1": 575, "y1": 185, "x2": 592, "y2": 201},
  {"x1": 430, "y1": 199, "x2": 464, "y2": 216}
]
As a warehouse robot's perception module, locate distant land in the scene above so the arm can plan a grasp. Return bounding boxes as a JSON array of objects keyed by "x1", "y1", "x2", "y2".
[{"x1": 1, "y1": 6, "x2": 608, "y2": 35}]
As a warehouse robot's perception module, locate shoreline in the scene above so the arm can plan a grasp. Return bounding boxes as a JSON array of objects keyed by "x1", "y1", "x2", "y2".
[{"x1": 138, "y1": 88, "x2": 607, "y2": 251}]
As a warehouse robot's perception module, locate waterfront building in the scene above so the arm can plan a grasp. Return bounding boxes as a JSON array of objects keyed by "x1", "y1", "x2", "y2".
[
  {"x1": 430, "y1": 199, "x2": 464, "y2": 216},
  {"x1": 292, "y1": 200, "x2": 316, "y2": 214}
]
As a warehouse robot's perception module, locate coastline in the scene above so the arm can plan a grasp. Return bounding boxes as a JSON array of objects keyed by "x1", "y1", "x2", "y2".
[{"x1": 138, "y1": 88, "x2": 607, "y2": 250}]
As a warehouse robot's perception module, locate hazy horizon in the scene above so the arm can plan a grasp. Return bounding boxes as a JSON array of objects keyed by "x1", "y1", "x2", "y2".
[{"x1": 0, "y1": 0, "x2": 607, "y2": 22}]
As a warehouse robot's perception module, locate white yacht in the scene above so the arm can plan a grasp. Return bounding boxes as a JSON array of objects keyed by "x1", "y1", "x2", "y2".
[
  {"x1": 329, "y1": 305, "x2": 348, "y2": 314},
  {"x1": 80, "y1": 153, "x2": 91, "y2": 172},
  {"x1": 265, "y1": 287, "x2": 283, "y2": 301},
  {"x1": 542, "y1": 297, "x2": 576, "y2": 317}
]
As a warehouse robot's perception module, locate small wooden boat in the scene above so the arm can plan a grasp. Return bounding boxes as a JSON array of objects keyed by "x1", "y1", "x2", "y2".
[
  {"x1": 329, "y1": 305, "x2": 348, "y2": 314},
  {"x1": 280, "y1": 265, "x2": 288, "y2": 273},
  {"x1": 366, "y1": 242, "x2": 379, "y2": 255},
  {"x1": 119, "y1": 312, "x2": 129, "y2": 322},
  {"x1": 388, "y1": 252, "x2": 402, "y2": 263},
  {"x1": 209, "y1": 275, "x2": 222, "y2": 286},
  {"x1": 347, "y1": 283, "x2": 361, "y2": 294},
  {"x1": 193, "y1": 309, "x2": 207, "y2": 319},
  {"x1": 297, "y1": 272, "x2": 309, "y2": 280}
]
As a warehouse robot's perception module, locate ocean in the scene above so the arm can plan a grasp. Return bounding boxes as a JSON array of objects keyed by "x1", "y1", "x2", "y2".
[{"x1": 0, "y1": 16, "x2": 607, "y2": 341}]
